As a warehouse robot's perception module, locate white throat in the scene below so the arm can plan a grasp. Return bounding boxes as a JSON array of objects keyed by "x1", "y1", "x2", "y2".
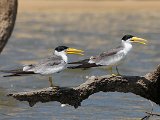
[
  {"x1": 54, "y1": 50, "x2": 68, "y2": 63},
  {"x1": 121, "y1": 40, "x2": 133, "y2": 54}
]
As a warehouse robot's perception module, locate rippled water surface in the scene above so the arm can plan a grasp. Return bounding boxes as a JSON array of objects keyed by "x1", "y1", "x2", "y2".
[{"x1": 0, "y1": 10, "x2": 160, "y2": 120}]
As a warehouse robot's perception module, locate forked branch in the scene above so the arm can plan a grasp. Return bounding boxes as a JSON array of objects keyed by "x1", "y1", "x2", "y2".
[{"x1": 8, "y1": 64, "x2": 160, "y2": 108}]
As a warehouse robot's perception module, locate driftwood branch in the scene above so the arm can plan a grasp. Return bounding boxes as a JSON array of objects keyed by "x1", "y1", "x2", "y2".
[
  {"x1": 8, "y1": 64, "x2": 160, "y2": 108},
  {"x1": 142, "y1": 112, "x2": 160, "y2": 120},
  {"x1": 0, "y1": 0, "x2": 18, "y2": 53}
]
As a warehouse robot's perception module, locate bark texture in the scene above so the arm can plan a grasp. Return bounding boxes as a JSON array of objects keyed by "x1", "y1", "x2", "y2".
[
  {"x1": 8, "y1": 64, "x2": 160, "y2": 108},
  {"x1": 0, "y1": 0, "x2": 18, "y2": 53}
]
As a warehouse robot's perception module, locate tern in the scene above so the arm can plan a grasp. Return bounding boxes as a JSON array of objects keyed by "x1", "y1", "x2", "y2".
[
  {"x1": 1, "y1": 46, "x2": 84, "y2": 87},
  {"x1": 68, "y1": 35, "x2": 147, "y2": 76}
]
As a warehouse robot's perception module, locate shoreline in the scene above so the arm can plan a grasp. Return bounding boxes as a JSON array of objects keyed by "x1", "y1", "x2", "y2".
[{"x1": 18, "y1": 0, "x2": 160, "y2": 13}]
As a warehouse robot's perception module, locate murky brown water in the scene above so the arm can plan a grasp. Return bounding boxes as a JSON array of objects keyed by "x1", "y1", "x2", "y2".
[{"x1": 0, "y1": 10, "x2": 160, "y2": 120}]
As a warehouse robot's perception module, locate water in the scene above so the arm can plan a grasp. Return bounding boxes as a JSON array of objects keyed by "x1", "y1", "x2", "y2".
[{"x1": 0, "y1": 10, "x2": 160, "y2": 120}]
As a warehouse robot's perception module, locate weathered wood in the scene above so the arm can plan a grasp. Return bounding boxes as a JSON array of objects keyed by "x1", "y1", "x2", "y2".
[
  {"x1": 8, "y1": 64, "x2": 160, "y2": 108},
  {"x1": 0, "y1": 0, "x2": 18, "y2": 53}
]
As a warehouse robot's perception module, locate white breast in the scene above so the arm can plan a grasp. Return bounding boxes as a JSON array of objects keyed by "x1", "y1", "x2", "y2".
[
  {"x1": 96, "y1": 41, "x2": 132, "y2": 66},
  {"x1": 122, "y1": 41, "x2": 133, "y2": 55},
  {"x1": 97, "y1": 51, "x2": 125, "y2": 66}
]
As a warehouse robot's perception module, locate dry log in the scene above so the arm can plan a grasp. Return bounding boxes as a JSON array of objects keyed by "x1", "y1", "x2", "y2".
[
  {"x1": 8, "y1": 64, "x2": 160, "y2": 108},
  {"x1": 0, "y1": 0, "x2": 18, "y2": 53}
]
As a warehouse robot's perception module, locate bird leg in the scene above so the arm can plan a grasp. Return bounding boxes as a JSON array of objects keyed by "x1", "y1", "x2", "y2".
[
  {"x1": 116, "y1": 66, "x2": 121, "y2": 76},
  {"x1": 48, "y1": 76, "x2": 54, "y2": 87},
  {"x1": 108, "y1": 67, "x2": 116, "y2": 76}
]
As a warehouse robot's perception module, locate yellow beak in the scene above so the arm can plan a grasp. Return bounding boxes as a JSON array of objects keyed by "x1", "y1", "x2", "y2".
[
  {"x1": 66, "y1": 48, "x2": 84, "y2": 55},
  {"x1": 131, "y1": 37, "x2": 148, "y2": 45}
]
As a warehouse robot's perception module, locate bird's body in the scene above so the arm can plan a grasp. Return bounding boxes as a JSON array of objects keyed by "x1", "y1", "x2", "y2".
[
  {"x1": 23, "y1": 54, "x2": 67, "y2": 75},
  {"x1": 69, "y1": 35, "x2": 147, "y2": 75},
  {"x1": 1, "y1": 46, "x2": 84, "y2": 86},
  {"x1": 89, "y1": 40, "x2": 132, "y2": 66}
]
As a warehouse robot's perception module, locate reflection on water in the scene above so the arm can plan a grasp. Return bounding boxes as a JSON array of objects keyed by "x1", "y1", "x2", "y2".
[{"x1": 0, "y1": 11, "x2": 160, "y2": 120}]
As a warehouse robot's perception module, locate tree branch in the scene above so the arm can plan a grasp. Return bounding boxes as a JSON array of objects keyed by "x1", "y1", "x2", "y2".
[
  {"x1": 8, "y1": 64, "x2": 160, "y2": 108},
  {"x1": 0, "y1": 0, "x2": 18, "y2": 53}
]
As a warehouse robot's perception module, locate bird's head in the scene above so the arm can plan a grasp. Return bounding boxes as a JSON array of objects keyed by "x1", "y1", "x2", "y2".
[
  {"x1": 54, "y1": 46, "x2": 84, "y2": 56},
  {"x1": 121, "y1": 35, "x2": 147, "y2": 45}
]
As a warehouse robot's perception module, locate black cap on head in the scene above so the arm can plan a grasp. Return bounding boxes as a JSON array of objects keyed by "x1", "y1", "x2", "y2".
[
  {"x1": 122, "y1": 35, "x2": 134, "y2": 41},
  {"x1": 55, "y1": 46, "x2": 68, "y2": 52}
]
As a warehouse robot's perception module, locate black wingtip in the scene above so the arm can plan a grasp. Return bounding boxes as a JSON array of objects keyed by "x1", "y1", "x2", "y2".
[
  {"x1": 0, "y1": 69, "x2": 23, "y2": 73},
  {"x1": 3, "y1": 74, "x2": 22, "y2": 77},
  {"x1": 68, "y1": 58, "x2": 102, "y2": 69},
  {"x1": 68, "y1": 59, "x2": 90, "y2": 64},
  {"x1": 68, "y1": 63, "x2": 101, "y2": 69},
  {"x1": 0, "y1": 69, "x2": 36, "y2": 77}
]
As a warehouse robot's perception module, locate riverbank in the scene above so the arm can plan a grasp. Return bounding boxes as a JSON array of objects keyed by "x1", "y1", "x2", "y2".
[{"x1": 18, "y1": 0, "x2": 160, "y2": 13}]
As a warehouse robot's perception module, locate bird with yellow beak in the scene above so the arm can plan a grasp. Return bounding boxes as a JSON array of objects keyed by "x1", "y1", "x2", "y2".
[
  {"x1": 69, "y1": 35, "x2": 147, "y2": 76},
  {"x1": 1, "y1": 46, "x2": 84, "y2": 87}
]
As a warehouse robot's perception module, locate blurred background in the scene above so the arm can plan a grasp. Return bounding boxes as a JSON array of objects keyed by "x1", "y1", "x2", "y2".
[{"x1": 0, "y1": 0, "x2": 160, "y2": 119}]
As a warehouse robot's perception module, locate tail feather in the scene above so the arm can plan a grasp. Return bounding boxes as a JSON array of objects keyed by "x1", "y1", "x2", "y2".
[
  {"x1": 0, "y1": 68, "x2": 35, "y2": 77},
  {"x1": 68, "y1": 59, "x2": 101, "y2": 69},
  {"x1": 68, "y1": 63, "x2": 101, "y2": 69},
  {"x1": 0, "y1": 69, "x2": 23, "y2": 73},
  {"x1": 3, "y1": 74, "x2": 23, "y2": 77},
  {"x1": 68, "y1": 59, "x2": 90, "y2": 64}
]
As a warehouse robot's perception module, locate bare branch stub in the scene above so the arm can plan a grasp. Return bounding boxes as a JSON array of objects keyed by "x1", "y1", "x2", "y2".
[
  {"x1": 8, "y1": 87, "x2": 81, "y2": 108},
  {"x1": 8, "y1": 64, "x2": 160, "y2": 108}
]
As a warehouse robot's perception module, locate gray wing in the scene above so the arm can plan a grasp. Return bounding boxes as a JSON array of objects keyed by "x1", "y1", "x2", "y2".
[
  {"x1": 36, "y1": 55, "x2": 63, "y2": 67},
  {"x1": 99, "y1": 46, "x2": 122, "y2": 59},
  {"x1": 90, "y1": 46, "x2": 123, "y2": 65},
  {"x1": 68, "y1": 46, "x2": 123, "y2": 69},
  {"x1": 23, "y1": 55, "x2": 64, "y2": 74},
  {"x1": 0, "y1": 55, "x2": 64, "y2": 77}
]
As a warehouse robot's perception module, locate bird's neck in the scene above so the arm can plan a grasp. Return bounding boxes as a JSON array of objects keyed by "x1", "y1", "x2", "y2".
[
  {"x1": 121, "y1": 41, "x2": 133, "y2": 54},
  {"x1": 54, "y1": 51, "x2": 68, "y2": 63}
]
